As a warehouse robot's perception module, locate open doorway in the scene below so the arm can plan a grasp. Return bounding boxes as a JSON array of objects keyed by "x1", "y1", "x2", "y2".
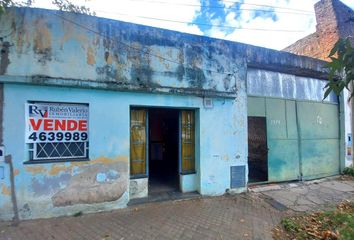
[
  {"x1": 248, "y1": 117, "x2": 268, "y2": 183},
  {"x1": 148, "y1": 108, "x2": 179, "y2": 194}
]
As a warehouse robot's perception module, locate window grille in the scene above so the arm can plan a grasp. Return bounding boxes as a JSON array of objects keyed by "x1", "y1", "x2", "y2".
[{"x1": 29, "y1": 142, "x2": 89, "y2": 161}]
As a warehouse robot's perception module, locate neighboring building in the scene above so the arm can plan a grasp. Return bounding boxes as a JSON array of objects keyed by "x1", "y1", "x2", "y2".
[
  {"x1": 0, "y1": 7, "x2": 345, "y2": 220},
  {"x1": 284, "y1": 0, "x2": 353, "y2": 166}
]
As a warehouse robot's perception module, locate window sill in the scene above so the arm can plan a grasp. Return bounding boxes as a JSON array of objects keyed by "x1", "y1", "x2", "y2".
[
  {"x1": 130, "y1": 174, "x2": 148, "y2": 179},
  {"x1": 180, "y1": 171, "x2": 196, "y2": 175},
  {"x1": 24, "y1": 158, "x2": 90, "y2": 165}
]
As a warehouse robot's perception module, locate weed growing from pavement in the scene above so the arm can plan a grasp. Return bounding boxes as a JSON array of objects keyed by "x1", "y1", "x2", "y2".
[
  {"x1": 343, "y1": 167, "x2": 354, "y2": 177},
  {"x1": 273, "y1": 201, "x2": 354, "y2": 240}
]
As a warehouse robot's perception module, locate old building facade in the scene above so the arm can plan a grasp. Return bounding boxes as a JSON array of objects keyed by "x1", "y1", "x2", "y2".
[{"x1": 0, "y1": 7, "x2": 346, "y2": 220}]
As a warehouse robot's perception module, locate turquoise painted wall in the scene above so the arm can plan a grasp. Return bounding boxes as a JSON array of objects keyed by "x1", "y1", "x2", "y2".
[{"x1": 0, "y1": 83, "x2": 247, "y2": 220}]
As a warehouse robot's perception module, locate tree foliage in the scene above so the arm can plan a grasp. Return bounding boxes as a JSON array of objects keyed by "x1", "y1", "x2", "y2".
[
  {"x1": 51, "y1": 0, "x2": 93, "y2": 15},
  {"x1": 0, "y1": 0, "x2": 93, "y2": 15},
  {"x1": 324, "y1": 37, "x2": 354, "y2": 100}
]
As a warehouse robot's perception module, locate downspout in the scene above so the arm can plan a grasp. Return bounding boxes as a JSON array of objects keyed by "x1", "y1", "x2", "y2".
[
  {"x1": 5, "y1": 155, "x2": 19, "y2": 225},
  {"x1": 0, "y1": 83, "x2": 19, "y2": 225}
]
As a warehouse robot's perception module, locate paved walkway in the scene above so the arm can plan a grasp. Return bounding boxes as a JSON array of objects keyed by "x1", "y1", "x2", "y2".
[
  {"x1": 250, "y1": 177, "x2": 354, "y2": 212},
  {"x1": 0, "y1": 177, "x2": 353, "y2": 240}
]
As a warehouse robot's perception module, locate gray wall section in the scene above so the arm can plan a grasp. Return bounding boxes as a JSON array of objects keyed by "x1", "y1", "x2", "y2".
[{"x1": 247, "y1": 68, "x2": 338, "y2": 103}]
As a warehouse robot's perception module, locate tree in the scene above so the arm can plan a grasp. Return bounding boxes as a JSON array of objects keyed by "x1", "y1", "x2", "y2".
[
  {"x1": 0, "y1": 0, "x2": 93, "y2": 15},
  {"x1": 324, "y1": 37, "x2": 354, "y2": 100},
  {"x1": 325, "y1": 37, "x2": 354, "y2": 167}
]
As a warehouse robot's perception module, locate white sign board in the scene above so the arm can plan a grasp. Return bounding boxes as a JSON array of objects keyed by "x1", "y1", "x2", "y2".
[{"x1": 25, "y1": 103, "x2": 89, "y2": 143}]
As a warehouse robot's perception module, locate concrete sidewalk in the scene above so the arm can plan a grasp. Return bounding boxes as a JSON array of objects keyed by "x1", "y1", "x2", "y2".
[
  {"x1": 250, "y1": 177, "x2": 354, "y2": 212},
  {"x1": 0, "y1": 177, "x2": 353, "y2": 240}
]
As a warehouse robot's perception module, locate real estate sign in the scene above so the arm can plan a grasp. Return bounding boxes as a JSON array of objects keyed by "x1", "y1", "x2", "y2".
[{"x1": 25, "y1": 102, "x2": 89, "y2": 143}]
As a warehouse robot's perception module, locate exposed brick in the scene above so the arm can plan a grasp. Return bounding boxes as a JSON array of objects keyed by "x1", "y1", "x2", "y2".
[{"x1": 284, "y1": 0, "x2": 354, "y2": 61}]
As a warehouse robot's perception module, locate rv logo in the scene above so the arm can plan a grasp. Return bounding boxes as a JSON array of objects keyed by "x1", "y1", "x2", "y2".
[{"x1": 29, "y1": 104, "x2": 48, "y2": 118}]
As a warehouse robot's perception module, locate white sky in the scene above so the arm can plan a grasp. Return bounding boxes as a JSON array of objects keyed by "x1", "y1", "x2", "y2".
[{"x1": 31, "y1": 0, "x2": 354, "y2": 50}]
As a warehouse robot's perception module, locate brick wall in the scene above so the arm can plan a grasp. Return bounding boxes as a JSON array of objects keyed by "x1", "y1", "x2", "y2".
[{"x1": 284, "y1": 0, "x2": 354, "y2": 61}]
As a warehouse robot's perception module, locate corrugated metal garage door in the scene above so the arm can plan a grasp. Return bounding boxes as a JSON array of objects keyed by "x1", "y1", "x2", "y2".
[
  {"x1": 248, "y1": 96, "x2": 340, "y2": 182},
  {"x1": 297, "y1": 101, "x2": 340, "y2": 179},
  {"x1": 247, "y1": 68, "x2": 341, "y2": 183},
  {"x1": 266, "y1": 98, "x2": 300, "y2": 182}
]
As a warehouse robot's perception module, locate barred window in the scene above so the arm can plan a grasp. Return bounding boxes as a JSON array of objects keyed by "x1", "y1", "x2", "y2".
[
  {"x1": 25, "y1": 102, "x2": 89, "y2": 163},
  {"x1": 29, "y1": 142, "x2": 89, "y2": 161}
]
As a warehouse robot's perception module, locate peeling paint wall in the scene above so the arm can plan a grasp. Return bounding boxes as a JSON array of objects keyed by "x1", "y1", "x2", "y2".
[
  {"x1": 0, "y1": 7, "x2": 250, "y2": 221},
  {"x1": 0, "y1": 7, "x2": 333, "y2": 221},
  {"x1": 0, "y1": 83, "x2": 247, "y2": 220},
  {"x1": 0, "y1": 8, "x2": 247, "y2": 98}
]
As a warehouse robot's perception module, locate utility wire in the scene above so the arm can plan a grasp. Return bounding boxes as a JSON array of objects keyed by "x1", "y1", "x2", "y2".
[
  {"x1": 52, "y1": 12, "x2": 236, "y2": 76},
  {"x1": 129, "y1": 0, "x2": 315, "y2": 15},
  {"x1": 219, "y1": 0, "x2": 314, "y2": 13},
  {"x1": 97, "y1": 10, "x2": 307, "y2": 32}
]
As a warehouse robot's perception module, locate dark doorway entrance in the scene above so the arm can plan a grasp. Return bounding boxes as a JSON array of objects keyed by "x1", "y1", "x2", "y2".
[
  {"x1": 248, "y1": 117, "x2": 268, "y2": 183},
  {"x1": 148, "y1": 108, "x2": 179, "y2": 194}
]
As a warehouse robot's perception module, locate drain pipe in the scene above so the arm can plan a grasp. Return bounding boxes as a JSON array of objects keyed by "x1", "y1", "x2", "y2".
[
  {"x1": 0, "y1": 84, "x2": 19, "y2": 224},
  {"x1": 5, "y1": 155, "x2": 19, "y2": 225}
]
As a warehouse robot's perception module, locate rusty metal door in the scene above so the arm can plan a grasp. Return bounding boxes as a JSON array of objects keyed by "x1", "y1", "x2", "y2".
[{"x1": 248, "y1": 117, "x2": 268, "y2": 182}]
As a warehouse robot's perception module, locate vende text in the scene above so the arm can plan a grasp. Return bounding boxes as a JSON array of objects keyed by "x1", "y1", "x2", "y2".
[{"x1": 29, "y1": 119, "x2": 88, "y2": 131}]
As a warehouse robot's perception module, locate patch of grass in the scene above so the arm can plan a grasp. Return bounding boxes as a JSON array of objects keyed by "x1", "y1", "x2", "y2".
[
  {"x1": 343, "y1": 167, "x2": 354, "y2": 177},
  {"x1": 281, "y1": 218, "x2": 300, "y2": 232},
  {"x1": 73, "y1": 211, "x2": 83, "y2": 217},
  {"x1": 274, "y1": 201, "x2": 354, "y2": 240}
]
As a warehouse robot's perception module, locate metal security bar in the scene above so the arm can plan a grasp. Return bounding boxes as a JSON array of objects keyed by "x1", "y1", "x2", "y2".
[
  {"x1": 29, "y1": 142, "x2": 89, "y2": 160},
  {"x1": 130, "y1": 109, "x2": 148, "y2": 176},
  {"x1": 180, "y1": 110, "x2": 195, "y2": 173}
]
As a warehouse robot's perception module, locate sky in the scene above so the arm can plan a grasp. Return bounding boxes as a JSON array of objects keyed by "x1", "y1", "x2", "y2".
[{"x1": 31, "y1": 0, "x2": 354, "y2": 50}]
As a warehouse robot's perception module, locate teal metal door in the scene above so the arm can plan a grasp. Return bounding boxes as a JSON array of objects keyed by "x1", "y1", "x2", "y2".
[
  {"x1": 296, "y1": 101, "x2": 340, "y2": 179},
  {"x1": 248, "y1": 97, "x2": 340, "y2": 182},
  {"x1": 266, "y1": 98, "x2": 300, "y2": 182}
]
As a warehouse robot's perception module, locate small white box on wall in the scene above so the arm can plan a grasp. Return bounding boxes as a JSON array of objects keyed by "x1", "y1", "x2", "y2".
[
  {"x1": 203, "y1": 98, "x2": 213, "y2": 109},
  {"x1": 0, "y1": 146, "x2": 4, "y2": 162}
]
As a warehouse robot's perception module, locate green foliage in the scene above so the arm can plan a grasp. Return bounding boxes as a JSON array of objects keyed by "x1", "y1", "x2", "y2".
[
  {"x1": 73, "y1": 211, "x2": 83, "y2": 217},
  {"x1": 279, "y1": 201, "x2": 354, "y2": 240},
  {"x1": 320, "y1": 208, "x2": 354, "y2": 240},
  {"x1": 324, "y1": 37, "x2": 354, "y2": 100},
  {"x1": 52, "y1": 0, "x2": 93, "y2": 15},
  {"x1": 0, "y1": 0, "x2": 93, "y2": 15},
  {"x1": 281, "y1": 218, "x2": 300, "y2": 232},
  {"x1": 343, "y1": 167, "x2": 354, "y2": 176},
  {"x1": 0, "y1": 0, "x2": 33, "y2": 9}
]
